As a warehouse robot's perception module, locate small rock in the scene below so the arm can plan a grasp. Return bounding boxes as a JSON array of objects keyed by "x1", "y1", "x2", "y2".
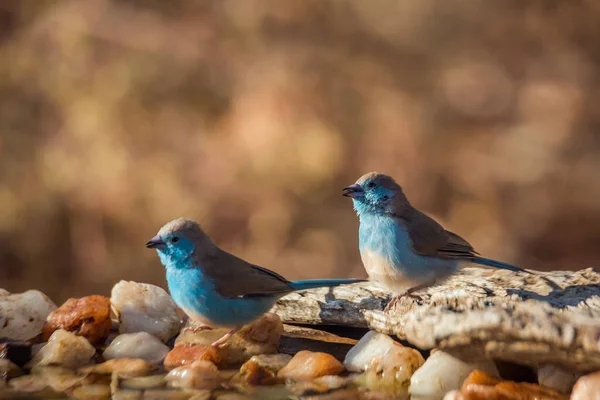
[
  {"x1": 538, "y1": 364, "x2": 582, "y2": 394},
  {"x1": 164, "y1": 344, "x2": 222, "y2": 369},
  {"x1": 277, "y1": 350, "x2": 344, "y2": 382},
  {"x1": 0, "y1": 289, "x2": 57, "y2": 341},
  {"x1": 43, "y1": 295, "x2": 112, "y2": 345},
  {"x1": 231, "y1": 358, "x2": 281, "y2": 387},
  {"x1": 571, "y1": 370, "x2": 600, "y2": 400},
  {"x1": 248, "y1": 354, "x2": 292, "y2": 372},
  {"x1": 0, "y1": 359, "x2": 23, "y2": 380},
  {"x1": 120, "y1": 375, "x2": 166, "y2": 390},
  {"x1": 344, "y1": 331, "x2": 397, "y2": 372},
  {"x1": 176, "y1": 313, "x2": 283, "y2": 365},
  {"x1": 165, "y1": 360, "x2": 221, "y2": 390},
  {"x1": 214, "y1": 393, "x2": 251, "y2": 400},
  {"x1": 34, "y1": 366, "x2": 96, "y2": 393},
  {"x1": 80, "y1": 358, "x2": 154, "y2": 378},
  {"x1": 103, "y1": 332, "x2": 170, "y2": 364},
  {"x1": 345, "y1": 331, "x2": 424, "y2": 397},
  {"x1": 460, "y1": 369, "x2": 568, "y2": 400},
  {"x1": 142, "y1": 389, "x2": 199, "y2": 399},
  {"x1": 0, "y1": 340, "x2": 31, "y2": 367},
  {"x1": 442, "y1": 390, "x2": 463, "y2": 400},
  {"x1": 290, "y1": 375, "x2": 348, "y2": 395},
  {"x1": 409, "y1": 350, "x2": 498, "y2": 399},
  {"x1": 230, "y1": 353, "x2": 293, "y2": 387},
  {"x1": 28, "y1": 329, "x2": 95, "y2": 369},
  {"x1": 71, "y1": 384, "x2": 112, "y2": 400},
  {"x1": 111, "y1": 281, "x2": 181, "y2": 342},
  {"x1": 9, "y1": 374, "x2": 52, "y2": 392}
]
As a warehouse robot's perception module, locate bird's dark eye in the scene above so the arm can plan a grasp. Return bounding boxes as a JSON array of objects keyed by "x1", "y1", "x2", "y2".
[
  {"x1": 367, "y1": 182, "x2": 376, "y2": 188},
  {"x1": 171, "y1": 236, "x2": 179, "y2": 243},
  {"x1": 382, "y1": 195, "x2": 389, "y2": 201}
]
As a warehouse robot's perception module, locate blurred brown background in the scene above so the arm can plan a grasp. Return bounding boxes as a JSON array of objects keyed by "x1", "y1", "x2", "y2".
[{"x1": 1, "y1": 0, "x2": 600, "y2": 302}]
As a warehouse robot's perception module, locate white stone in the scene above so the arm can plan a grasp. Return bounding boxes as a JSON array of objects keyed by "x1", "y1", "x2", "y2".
[
  {"x1": 0, "y1": 289, "x2": 56, "y2": 341},
  {"x1": 344, "y1": 330, "x2": 423, "y2": 375},
  {"x1": 571, "y1": 371, "x2": 600, "y2": 400},
  {"x1": 103, "y1": 332, "x2": 170, "y2": 364},
  {"x1": 165, "y1": 360, "x2": 221, "y2": 390},
  {"x1": 111, "y1": 281, "x2": 181, "y2": 342},
  {"x1": 442, "y1": 390, "x2": 464, "y2": 400},
  {"x1": 537, "y1": 364, "x2": 581, "y2": 394},
  {"x1": 409, "y1": 350, "x2": 498, "y2": 399},
  {"x1": 28, "y1": 329, "x2": 95, "y2": 368}
]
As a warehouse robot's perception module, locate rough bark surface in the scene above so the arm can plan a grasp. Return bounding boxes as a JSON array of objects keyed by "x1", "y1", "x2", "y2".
[{"x1": 273, "y1": 267, "x2": 600, "y2": 371}]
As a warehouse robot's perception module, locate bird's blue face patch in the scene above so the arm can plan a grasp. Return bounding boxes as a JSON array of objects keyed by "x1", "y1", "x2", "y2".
[
  {"x1": 156, "y1": 233, "x2": 196, "y2": 269},
  {"x1": 353, "y1": 180, "x2": 394, "y2": 215}
]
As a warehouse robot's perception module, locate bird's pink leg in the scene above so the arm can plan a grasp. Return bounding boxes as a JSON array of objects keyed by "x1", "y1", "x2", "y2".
[
  {"x1": 384, "y1": 283, "x2": 430, "y2": 312},
  {"x1": 211, "y1": 327, "x2": 240, "y2": 348},
  {"x1": 190, "y1": 324, "x2": 212, "y2": 333}
]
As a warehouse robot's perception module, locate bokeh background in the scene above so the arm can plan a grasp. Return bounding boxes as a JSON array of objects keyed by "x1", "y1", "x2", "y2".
[{"x1": 1, "y1": 0, "x2": 600, "y2": 302}]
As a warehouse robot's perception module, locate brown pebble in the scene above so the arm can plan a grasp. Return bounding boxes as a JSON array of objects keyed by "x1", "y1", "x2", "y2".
[
  {"x1": 460, "y1": 370, "x2": 568, "y2": 400},
  {"x1": 43, "y1": 295, "x2": 111, "y2": 345},
  {"x1": 164, "y1": 344, "x2": 222, "y2": 369},
  {"x1": 277, "y1": 350, "x2": 344, "y2": 382}
]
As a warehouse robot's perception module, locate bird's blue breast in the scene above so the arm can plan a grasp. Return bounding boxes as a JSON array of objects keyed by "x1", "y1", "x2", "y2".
[
  {"x1": 357, "y1": 212, "x2": 459, "y2": 289},
  {"x1": 164, "y1": 259, "x2": 276, "y2": 328}
]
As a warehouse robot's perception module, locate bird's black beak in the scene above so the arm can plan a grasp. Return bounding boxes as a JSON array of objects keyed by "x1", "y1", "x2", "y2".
[
  {"x1": 342, "y1": 184, "x2": 364, "y2": 198},
  {"x1": 146, "y1": 235, "x2": 165, "y2": 249}
]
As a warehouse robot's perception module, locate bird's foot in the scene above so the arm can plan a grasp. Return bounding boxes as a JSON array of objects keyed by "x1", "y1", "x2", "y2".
[
  {"x1": 189, "y1": 325, "x2": 212, "y2": 334},
  {"x1": 384, "y1": 292, "x2": 423, "y2": 312},
  {"x1": 210, "y1": 327, "x2": 239, "y2": 348}
]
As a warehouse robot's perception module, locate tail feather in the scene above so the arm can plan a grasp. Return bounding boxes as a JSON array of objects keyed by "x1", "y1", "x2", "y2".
[
  {"x1": 471, "y1": 257, "x2": 530, "y2": 273},
  {"x1": 289, "y1": 278, "x2": 365, "y2": 291}
]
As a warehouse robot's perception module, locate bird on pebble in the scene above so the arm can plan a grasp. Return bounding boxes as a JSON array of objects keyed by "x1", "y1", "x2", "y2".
[
  {"x1": 146, "y1": 218, "x2": 364, "y2": 347},
  {"x1": 342, "y1": 172, "x2": 530, "y2": 310}
]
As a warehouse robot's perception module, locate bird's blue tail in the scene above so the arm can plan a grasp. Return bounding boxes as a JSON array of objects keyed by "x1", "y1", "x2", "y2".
[
  {"x1": 471, "y1": 257, "x2": 529, "y2": 273},
  {"x1": 290, "y1": 278, "x2": 365, "y2": 291}
]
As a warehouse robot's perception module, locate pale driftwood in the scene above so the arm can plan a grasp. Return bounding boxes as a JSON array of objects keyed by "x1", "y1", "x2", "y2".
[{"x1": 273, "y1": 267, "x2": 600, "y2": 371}]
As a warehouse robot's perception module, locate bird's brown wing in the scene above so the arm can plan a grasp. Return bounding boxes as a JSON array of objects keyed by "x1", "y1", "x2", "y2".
[
  {"x1": 200, "y1": 248, "x2": 294, "y2": 298},
  {"x1": 399, "y1": 207, "x2": 478, "y2": 259}
]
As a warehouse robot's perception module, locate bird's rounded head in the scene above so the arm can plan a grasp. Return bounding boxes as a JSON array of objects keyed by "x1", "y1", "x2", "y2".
[
  {"x1": 146, "y1": 218, "x2": 213, "y2": 267},
  {"x1": 342, "y1": 172, "x2": 409, "y2": 215}
]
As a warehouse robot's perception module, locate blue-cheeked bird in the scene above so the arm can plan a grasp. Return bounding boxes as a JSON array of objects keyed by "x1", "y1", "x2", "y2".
[
  {"x1": 342, "y1": 172, "x2": 530, "y2": 309},
  {"x1": 146, "y1": 218, "x2": 364, "y2": 347}
]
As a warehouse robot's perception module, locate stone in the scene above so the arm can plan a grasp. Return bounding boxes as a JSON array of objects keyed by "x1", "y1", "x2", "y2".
[
  {"x1": 0, "y1": 289, "x2": 57, "y2": 341},
  {"x1": 289, "y1": 375, "x2": 348, "y2": 396},
  {"x1": 165, "y1": 360, "x2": 221, "y2": 390},
  {"x1": 164, "y1": 344, "x2": 222, "y2": 370},
  {"x1": 43, "y1": 295, "x2": 112, "y2": 345},
  {"x1": 0, "y1": 340, "x2": 31, "y2": 367},
  {"x1": 277, "y1": 350, "x2": 344, "y2": 382},
  {"x1": 409, "y1": 350, "x2": 498, "y2": 399},
  {"x1": 459, "y1": 369, "x2": 568, "y2": 400},
  {"x1": 28, "y1": 329, "x2": 95, "y2": 369},
  {"x1": 71, "y1": 384, "x2": 112, "y2": 400},
  {"x1": 120, "y1": 375, "x2": 166, "y2": 390},
  {"x1": 0, "y1": 359, "x2": 22, "y2": 380},
  {"x1": 111, "y1": 281, "x2": 181, "y2": 342},
  {"x1": 230, "y1": 355, "x2": 292, "y2": 387},
  {"x1": 80, "y1": 358, "x2": 154, "y2": 378},
  {"x1": 247, "y1": 354, "x2": 292, "y2": 372},
  {"x1": 103, "y1": 332, "x2": 170, "y2": 364},
  {"x1": 280, "y1": 324, "x2": 358, "y2": 361},
  {"x1": 537, "y1": 364, "x2": 582, "y2": 394},
  {"x1": 344, "y1": 331, "x2": 423, "y2": 373},
  {"x1": 176, "y1": 313, "x2": 283, "y2": 365},
  {"x1": 275, "y1": 268, "x2": 600, "y2": 371},
  {"x1": 342, "y1": 331, "x2": 424, "y2": 397},
  {"x1": 571, "y1": 370, "x2": 600, "y2": 400}
]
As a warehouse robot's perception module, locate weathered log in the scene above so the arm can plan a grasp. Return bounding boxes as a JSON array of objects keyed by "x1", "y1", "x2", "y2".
[{"x1": 273, "y1": 267, "x2": 600, "y2": 371}]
